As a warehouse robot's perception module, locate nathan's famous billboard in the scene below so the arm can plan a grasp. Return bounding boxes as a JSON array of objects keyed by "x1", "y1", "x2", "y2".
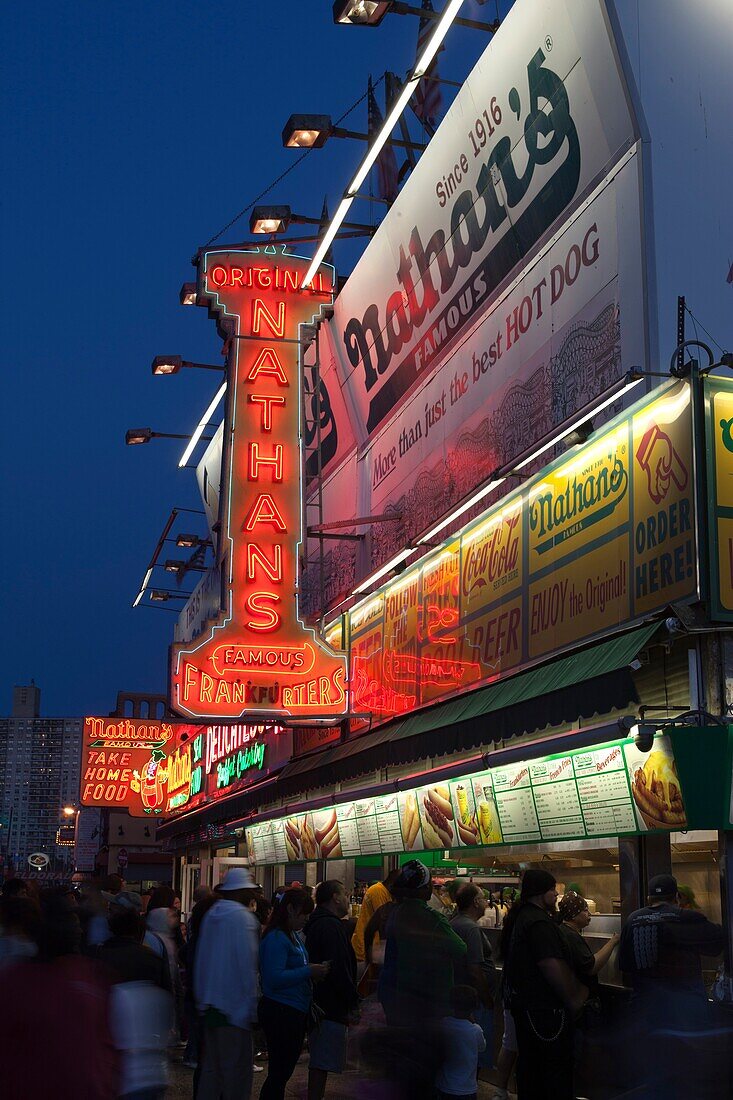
[
  {"x1": 343, "y1": 381, "x2": 696, "y2": 727},
  {"x1": 80, "y1": 717, "x2": 293, "y2": 818},
  {"x1": 326, "y1": 0, "x2": 639, "y2": 448},
  {"x1": 305, "y1": 0, "x2": 647, "y2": 604}
]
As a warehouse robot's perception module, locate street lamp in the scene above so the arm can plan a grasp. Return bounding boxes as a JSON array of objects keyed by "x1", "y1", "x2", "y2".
[
  {"x1": 176, "y1": 533, "x2": 212, "y2": 548},
  {"x1": 151, "y1": 355, "x2": 223, "y2": 376},
  {"x1": 62, "y1": 805, "x2": 76, "y2": 817},
  {"x1": 333, "y1": 0, "x2": 499, "y2": 31},
  {"x1": 249, "y1": 203, "x2": 373, "y2": 236},
  {"x1": 281, "y1": 115, "x2": 424, "y2": 153},
  {"x1": 179, "y1": 282, "x2": 197, "y2": 306},
  {"x1": 282, "y1": 114, "x2": 332, "y2": 148},
  {"x1": 333, "y1": 1, "x2": 390, "y2": 24},
  {"x1": 249, "y1": 206, "x2": 292, "y2": 234},
  {"x1": 150, "y1": 589, "x2": 191, "y2": 602},
  {"x1": 125, "y1": 428, "x2": 193, "y2": 446}
]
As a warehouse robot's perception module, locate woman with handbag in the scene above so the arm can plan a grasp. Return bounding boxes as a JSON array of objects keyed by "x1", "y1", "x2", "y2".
[{"x1": 259, "y1": 888, "x2": 330, "y2": 1100}]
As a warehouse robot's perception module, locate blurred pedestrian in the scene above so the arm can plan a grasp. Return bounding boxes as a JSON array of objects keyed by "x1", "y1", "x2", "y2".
[
  {"x1": 147, "y1": 888, "x2": 183, "y2": 1034},
  {"x1": 618, "y1": 873, "x2": 724, "y2": 1095},
  {"x1": 194, "y1": 867, "x2": 260, "y2": 1100},
  {"x1": 379, "y1": 859, "x2": 467, "y2": 1027},
  {"x1": 501, "y1": 869, "x2": 587, "y2": 1100},
  {"x1": 181, "y1": 885, "x2": 216, "y2": 1072},
  {"x1": 436, "y1": 985, "x2": 486, "y2": 1100},
  {"x1": 351, "y1": 869, "x2": 398, "y2": 976},
  {"x1": 259, "y1": 887, "x2": 330, "y2": 1100},
  {"x1": 0, "y1": 893, "x2": 40, "y2": 969},
  {"x1": 304, "y1": 880, "x2": 359, "y2": 1100},
  {"x1": 98, "y1": 899, "x2": 173, "y2": 1100},
  {"x1": 0, "y1": 886, "x2": 118, "y2": 1098},
  {"x1": 451, "y1": 884, "x2": 496, "y2": 1073}
]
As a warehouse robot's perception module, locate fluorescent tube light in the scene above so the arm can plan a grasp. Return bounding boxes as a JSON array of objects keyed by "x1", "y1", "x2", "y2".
[
  {"x1": 303, "y1": 0, "x2": 465, "y2": 287},
  {"x1": 418, "y1": 478, "x2": 505, "y2": 545},
  {"x1": 178, "y1": 383, "x2": 227, "y2": 468},
  {"x1": 508, "y1": 373, "x2": 644, "y2": 474}
]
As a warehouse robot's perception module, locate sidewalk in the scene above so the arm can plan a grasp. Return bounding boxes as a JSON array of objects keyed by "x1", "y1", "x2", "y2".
[{"x1": 168, "y1": 1051, "x2": 503, "y2": 1098}]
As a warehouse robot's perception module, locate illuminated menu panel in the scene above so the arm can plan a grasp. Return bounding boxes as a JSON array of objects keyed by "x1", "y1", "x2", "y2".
[{"x1": 246, "y1": 732, "x2": 687, "y2": 861}]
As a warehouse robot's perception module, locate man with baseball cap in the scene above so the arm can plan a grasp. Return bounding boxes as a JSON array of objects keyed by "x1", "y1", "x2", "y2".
[
  {"x1": 194, "y1": 867, "x2": 260, "y2": 1099},
  {"x1": 618, "y1": 872, "x2": 724, "y2": 1094},
  {"x1": 619, "y1": 872, "x2": 723, "y2": 998}
]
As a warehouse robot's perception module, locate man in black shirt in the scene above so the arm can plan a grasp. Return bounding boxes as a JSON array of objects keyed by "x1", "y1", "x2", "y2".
[{"x1": 501, "y1": 869, "x2": 588, "y2": 1100}]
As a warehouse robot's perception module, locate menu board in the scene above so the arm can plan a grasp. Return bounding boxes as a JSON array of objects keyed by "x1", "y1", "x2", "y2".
[{"x1": 246, "y1": 733, "x2": 687, "y2": 862}]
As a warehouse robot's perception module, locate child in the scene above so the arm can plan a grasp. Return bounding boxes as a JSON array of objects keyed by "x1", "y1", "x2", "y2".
[{"x1": 436, "y1": 985, "x2": 487, "y2": 1100}]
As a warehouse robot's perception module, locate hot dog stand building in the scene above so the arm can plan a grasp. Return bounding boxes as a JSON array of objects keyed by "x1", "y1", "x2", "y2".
[{"x1": 122, "y1": 0, "x2": 733, "y2": 980}]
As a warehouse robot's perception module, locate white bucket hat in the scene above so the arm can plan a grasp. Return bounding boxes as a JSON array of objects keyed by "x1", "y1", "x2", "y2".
[{"x1": 219, "y1": 866, "x2": 256, "y2": 892}]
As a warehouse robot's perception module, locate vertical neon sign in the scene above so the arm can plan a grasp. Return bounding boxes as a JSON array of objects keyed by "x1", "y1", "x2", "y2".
[{"x1": 171, "y1": 248, "x2": 348, "y2": 720}]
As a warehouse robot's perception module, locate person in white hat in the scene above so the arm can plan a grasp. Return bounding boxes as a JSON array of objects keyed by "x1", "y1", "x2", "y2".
[{"x1": 194, "y1": 867, "x2": 260, "y2": 1100}]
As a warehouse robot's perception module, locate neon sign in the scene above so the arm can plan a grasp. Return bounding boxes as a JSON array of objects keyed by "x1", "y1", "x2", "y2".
[
  {"x1": 80, "y1": 718, "x2": 205, "y2": 817},
  {"x1": 171, "y1": 248, "x2": 348, "y2": 719}
]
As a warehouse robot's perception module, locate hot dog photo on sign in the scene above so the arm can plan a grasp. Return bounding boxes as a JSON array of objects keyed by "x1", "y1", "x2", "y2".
[
  {"x1": 418, "y1": 784, "x2": 456, "y2": 849},
  {"x1": 313, "y1": 808, "x2": 343, "y2": 859},
  {"x1": 284, "y1": 816, "x2": 302, "y2": 861},
  {"x1": 398, "y1": 790, "x2": 424, "y2": 851}
]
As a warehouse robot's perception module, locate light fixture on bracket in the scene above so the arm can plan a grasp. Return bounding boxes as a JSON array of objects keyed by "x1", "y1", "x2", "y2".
[
  {"x1": 332, "y1": 0, "x2": 498, "y2": 32},
  {"x1": 151, "y1": 355, "x2": 222, "y2": 376},
  {"x1": 303, "y1": 0, "x2": 467, "y2": 288}
]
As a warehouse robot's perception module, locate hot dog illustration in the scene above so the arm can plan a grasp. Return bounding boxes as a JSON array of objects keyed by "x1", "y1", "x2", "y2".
[
  {"x1": 399, "y1": 792, "x2": 421, "y2": 850},
  {"x1": 285, "y1": 817, "x2": 301, "y2": 861},
  {"x1": 314, "y1": 810, "x2": 342, "y2": 858},
  {"x1": 420, "y1": 785, "x2": 455, "y2": 849}
]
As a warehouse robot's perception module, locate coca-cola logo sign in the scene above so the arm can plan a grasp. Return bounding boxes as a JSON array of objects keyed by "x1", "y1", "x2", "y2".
[{"x1": 462, "y1": 510, "x2": 521, "y2": 601}]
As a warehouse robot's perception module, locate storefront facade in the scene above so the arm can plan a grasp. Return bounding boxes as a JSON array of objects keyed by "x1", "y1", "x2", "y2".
[{"x1": 148, "y1": 0, "x2": 733, "y2": 981}]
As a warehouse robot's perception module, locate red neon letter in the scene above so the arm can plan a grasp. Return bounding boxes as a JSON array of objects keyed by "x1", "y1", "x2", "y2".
[
  {"x1": 243, "y1": 493, "x2": 287, "y2": 532},
  {"x1": 248, "y1": 393, "x2": 286, "y2": 431},
  {"x1": 245, "y1": 592, "x2": 281, "y2": 632},
  {"x1": 252, "y1": 298, "x2": 285, "y2": 338},
  {"x1": 246, "y1": 543, "x2": 283, "y2": 583},
  {"x1": 245, "y1": 346, "x2": 288, "y2": 386},
  {"x1": 248, "y1": 442, "x2": 283, "y2": 482}
]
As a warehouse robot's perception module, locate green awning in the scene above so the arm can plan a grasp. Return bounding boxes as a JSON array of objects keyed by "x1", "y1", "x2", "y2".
[{"x1": 279, "y1": 621, "x2": 659, "y2": 782}]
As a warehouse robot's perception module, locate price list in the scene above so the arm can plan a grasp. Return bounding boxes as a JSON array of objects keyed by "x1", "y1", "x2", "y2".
[
  {"x1": 530, "y1": 757, "x2": 585, "y2": 839},
  {"x1": 492, "y1": 762, "x2": 541, "y2": 842},
  {"x1": 375, "y1": 795, "x2": 403, "y2": 852},
  {"x1": 270, "y1": 823, "x2": 289, "y2": 863},
  {"x1": 335, "y1": 804, "x2": 361, "y2": 857},
  {"x1": 354, "y1": 799, "x2": 381, "y2": 854},
  {"x1": 573, "y1": 745, "x2": 637, "y2": 835}
]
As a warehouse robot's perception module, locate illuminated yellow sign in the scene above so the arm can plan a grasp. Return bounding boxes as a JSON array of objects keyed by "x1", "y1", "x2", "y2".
[{"x1": 346, "y1": 382, "x2": 696, "y2": 724}]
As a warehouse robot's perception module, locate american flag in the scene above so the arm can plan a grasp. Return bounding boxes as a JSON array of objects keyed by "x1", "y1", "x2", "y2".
[
  {"x1": 412, "y1": 0, "x2": 443, "y2": 130},
  {"x1": 368, "y1": 77, "x2": 400, "y2": 203}
]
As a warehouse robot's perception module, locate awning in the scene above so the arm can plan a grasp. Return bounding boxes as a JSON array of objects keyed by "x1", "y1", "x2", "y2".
[
  {"x1": 276, "y1": 621, "x2": 659, "y2": 790},
  {"x1": 159, "y1": 621, "x2": 659, "y2": 840}
]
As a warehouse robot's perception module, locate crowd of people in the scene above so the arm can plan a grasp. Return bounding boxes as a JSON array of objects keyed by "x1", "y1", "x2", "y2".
[{"x1": 0, "y1": 862, "x2": 730, "y2": 1099}]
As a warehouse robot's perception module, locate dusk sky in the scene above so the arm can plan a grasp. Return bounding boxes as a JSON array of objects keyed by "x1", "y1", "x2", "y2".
[{"x1": 2, "y1": 2, "x2": 501, "y2": 716}]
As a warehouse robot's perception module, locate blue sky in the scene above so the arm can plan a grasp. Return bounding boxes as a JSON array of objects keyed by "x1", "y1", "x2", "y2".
[{"x1": 1, "y1": 1, "x2": 498, "y2": 715}]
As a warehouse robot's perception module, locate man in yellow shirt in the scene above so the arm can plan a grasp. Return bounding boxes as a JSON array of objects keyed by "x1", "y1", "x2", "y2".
[{"x1": 351, "y1": 870, "x2": 399, "y2": 975}]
